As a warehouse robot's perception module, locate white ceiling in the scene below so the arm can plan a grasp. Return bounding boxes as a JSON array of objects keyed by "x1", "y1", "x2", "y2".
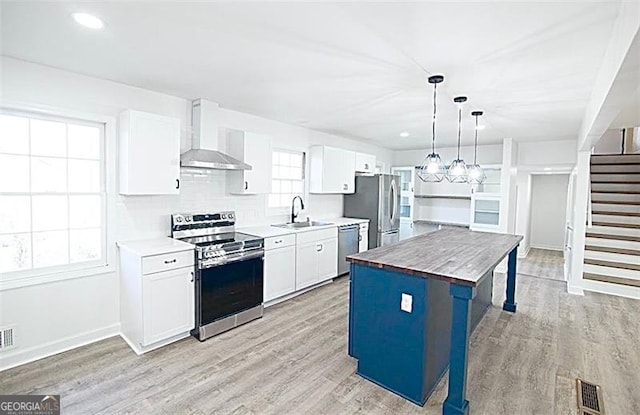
[{"x1": 1, "y1": 1, "x2": 621, "y2": 150}]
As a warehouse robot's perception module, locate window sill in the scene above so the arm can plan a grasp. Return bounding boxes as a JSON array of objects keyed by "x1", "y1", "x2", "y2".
[{"x1": 0, "y1": 263, "x2": 115, "y2": 291}]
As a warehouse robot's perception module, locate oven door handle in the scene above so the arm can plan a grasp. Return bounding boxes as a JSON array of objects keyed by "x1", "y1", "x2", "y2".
[{"x1": 204, "y1": 250, "x2": 264, "y2": 267}]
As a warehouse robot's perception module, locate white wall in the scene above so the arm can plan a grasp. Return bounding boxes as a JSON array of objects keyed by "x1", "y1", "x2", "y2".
[
  {"x1": 594, "y1": 129, "x2": 623, "y2": 154},
  {"x1": 515, "y1": 172, "x2": 532, "y2": 257},
  {"x1": 0, "y1": 57, "x2": 393, "y2": 370},
  {"x1": 517, "y1": 139, "x2": 577, "y2": 167},
  {"x1": 529, "y1": 174, "x2": 570, "y2": 251}
]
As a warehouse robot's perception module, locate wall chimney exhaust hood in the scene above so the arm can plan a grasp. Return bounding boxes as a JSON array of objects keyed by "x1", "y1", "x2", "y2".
[{"x1": 180, "y1": 99, "x2": 252, "y2": 170}]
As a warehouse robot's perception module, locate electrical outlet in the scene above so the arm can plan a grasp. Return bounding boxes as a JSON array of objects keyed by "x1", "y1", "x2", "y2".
[{"x1": 401, "y1": 293, "x2": 412, "y2": 313}]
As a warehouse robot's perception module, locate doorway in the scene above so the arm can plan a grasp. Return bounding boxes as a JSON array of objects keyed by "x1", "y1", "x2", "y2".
[
  {"x1": 518, "y1": 173, "x2": 570, "y2": 281},
  {"x1": 391, "y1": 167, "x2": 415, "y2": 239}
]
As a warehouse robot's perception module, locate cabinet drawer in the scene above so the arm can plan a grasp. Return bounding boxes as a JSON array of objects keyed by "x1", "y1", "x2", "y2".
[
  {"x1": 142, "y1": 250, "x2": 194, "y2": 275},
  {"x1": 359, "y1": 222, "x2": 369, "y2": 231},
  {"x1": 296, "y1": 227, "x2": 338, "y2": 245},
  {"x1": 265, "y1": 234, "x2": 296, "y2": 250}
]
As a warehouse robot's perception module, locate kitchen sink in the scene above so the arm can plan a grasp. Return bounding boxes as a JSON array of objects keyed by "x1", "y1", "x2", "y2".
[{"x1": 272, "y1": 221, "x2": 334, "y2": 229}]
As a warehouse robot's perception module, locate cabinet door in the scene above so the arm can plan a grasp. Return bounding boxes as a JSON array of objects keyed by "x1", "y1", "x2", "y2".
[
  {"x1": 323, "y1": 147, "x2": 356, "y2": 193},
  {"x1": 317, "y1": 237, "x2": 338, "y2": 282},
  {"x1": 243, "y1": 133, "x2": 271, "y2": 194},
  {"x1": 358, "y1": 228, "x2": 369, "y2": 252},
  {"x1": 120, "y1": 110, "x2": 181, "y2": 195},
  {"x1": 264, "y1": 245, "x2": 296, "y2": 302},
  {"x1": 142, "y1": 267, "x2": 194, "y2": 346},
  {"x1": 355, "y1": 153, "x2": 376, "y2": 173},
  {"x1": 295, "y1": 242, "x2": 319, "y2": 290}
]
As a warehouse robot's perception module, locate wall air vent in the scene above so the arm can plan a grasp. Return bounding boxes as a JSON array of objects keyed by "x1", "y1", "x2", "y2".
[
  {"x1": 0, "y1": 326, "x2": 16, "y2": 350},
  {"x1": 577, "y1": 378, "x2": 605, "y2": 414}
]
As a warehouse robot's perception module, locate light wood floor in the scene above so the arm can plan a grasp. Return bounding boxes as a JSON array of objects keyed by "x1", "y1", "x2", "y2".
[
  {"x1": 2, "y1": 273, "x2": 639, "y2": 415},
  {"x1": 518, "y1": 248, "x2": 565, "y2": 281}
]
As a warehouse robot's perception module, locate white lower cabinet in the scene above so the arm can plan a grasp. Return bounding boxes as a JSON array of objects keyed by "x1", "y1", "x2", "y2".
[
  {"x1": 142, "y1": 267, "x2": 195, "y2": 345},
  {"x1": 118, "y1": 239, "x2": 195, "y2": 355},
  {"x1": 264, "y1": 235, "x2": 297, "y2": 302},
  {"x1": 295, "y1": 228, "x2": 338, "y2": 290}
]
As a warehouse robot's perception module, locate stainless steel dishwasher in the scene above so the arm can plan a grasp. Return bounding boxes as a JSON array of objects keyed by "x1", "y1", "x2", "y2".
[{"x1": 338, "y1": 224, "x2": 360, "y2": 275}]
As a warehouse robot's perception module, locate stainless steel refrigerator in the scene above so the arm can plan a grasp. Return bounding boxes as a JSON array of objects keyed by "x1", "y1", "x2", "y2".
[{"x1": 343, "y1": 174, "x2": 400, "y2": 249}]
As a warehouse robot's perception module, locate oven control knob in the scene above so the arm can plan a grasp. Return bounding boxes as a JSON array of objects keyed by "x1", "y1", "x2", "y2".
[
  {"x1": 185, "y1": 216, "x2": 191, "y2": 222},
  {"x1": 228, "y1": 213, "x2": 234, "y2": 219},
  {"x1": 221, "y1": 214, "x2": 227, "y2": 219},
  {"x1": 176, "y1": 217, "x2": 183, "y2": 223}
]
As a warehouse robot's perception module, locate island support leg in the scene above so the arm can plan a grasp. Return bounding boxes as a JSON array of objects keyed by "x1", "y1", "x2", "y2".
[
  {"x1": 443, "y1": 283, "x2": 475, "y2": 415},
  {"x1": 502, "y1": 246, "x2": 518, "y2": 313}
]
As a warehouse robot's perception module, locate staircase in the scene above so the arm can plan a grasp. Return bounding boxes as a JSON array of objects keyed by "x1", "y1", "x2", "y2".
[{"x1": 584, "y1": 154, "x2": 640, "y2": 288}]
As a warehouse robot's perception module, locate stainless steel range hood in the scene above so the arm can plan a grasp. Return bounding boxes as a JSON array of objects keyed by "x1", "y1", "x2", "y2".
[{"x1": 180, "y1": 99, "x2": 252, "y2": 171}]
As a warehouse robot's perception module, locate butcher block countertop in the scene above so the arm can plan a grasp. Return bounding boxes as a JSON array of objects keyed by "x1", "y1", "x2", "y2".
[{"x1": 346, "y1": 228, "x2": 522, "y2": 287}]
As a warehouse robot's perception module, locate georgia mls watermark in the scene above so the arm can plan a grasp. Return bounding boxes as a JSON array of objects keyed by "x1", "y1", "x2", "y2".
[{"x1": 0, "y1": 395, "x2": 60, "y2": 415}]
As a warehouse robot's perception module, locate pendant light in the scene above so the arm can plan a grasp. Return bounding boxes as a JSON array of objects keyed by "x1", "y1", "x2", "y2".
[
  {"x1": 467, "y1": 111, "x2": 487, "y2": 184},
  {"x1": 446, "y1": 96, "x2": 469, "y2": 183},
  {"x1": 417, "y1": 75, "x2": 446, "y2": 182}
]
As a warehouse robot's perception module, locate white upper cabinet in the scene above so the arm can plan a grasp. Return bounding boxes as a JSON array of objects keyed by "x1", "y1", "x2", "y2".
[
  {"x1": 119, "y1": 110, "x2": 181, "y2": 195},
  {"x1": 226, "y1": 130, "x2": 271, "y2": 194},
  {"x1": 355, "y1": 152, "x2": 376, "y2": 174},
  {"x1": 309, "y1": 146, "x2": 356, "y2": 194}
]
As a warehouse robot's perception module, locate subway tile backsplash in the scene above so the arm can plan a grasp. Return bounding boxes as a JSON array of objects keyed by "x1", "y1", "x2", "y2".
[{"x1": 115, "y1": 169, "x2": 342, "y2": 241}]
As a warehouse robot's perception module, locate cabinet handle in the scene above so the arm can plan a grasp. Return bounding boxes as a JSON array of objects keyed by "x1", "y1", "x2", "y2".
[
  {"x1": 364, "y1": 163, "x2": 369, "y2": 169},
  {"x1": 244, "y1": 181, "x2": 248, "y2": 191},
  {"x1": 343, "y1": 184, "x2": 348, "y2": 190},
  {"x1": 190, "y1": 271, "x2": 194, "y2": 282},
  {"x1": 316, "y1": 244, "x2": 323, "y2": 252},
  {"x1": 164, "y1": 259, "x2": 177, "y2": 264},
  {"x1": 175, "y1": 179, "x2": 180, "y2": 189},
  {"x1": 274, "y1": 240, "x2": 283, "y2": 244},
  {"x1": 359, "y1": 235, "x2": 362, "y2": 242}
]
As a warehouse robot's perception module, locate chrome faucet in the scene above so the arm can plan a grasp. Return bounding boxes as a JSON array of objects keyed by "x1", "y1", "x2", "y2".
[{"x1": 291, "y1": 196, "x2": 305, "y2": 224}]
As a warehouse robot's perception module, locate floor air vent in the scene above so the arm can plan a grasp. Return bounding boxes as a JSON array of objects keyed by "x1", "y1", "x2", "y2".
[{"x1": 577, "y1": 378, "x2": 605, "y2": 414}]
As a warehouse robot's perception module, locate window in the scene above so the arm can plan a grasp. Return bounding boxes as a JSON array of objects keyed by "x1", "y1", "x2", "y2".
[
  {"x1": 0, "y1": 111, "x2": 106, "y2": 279},
  {"x1": 268, "y1": 149, "x2": 304, "y2": 208}
]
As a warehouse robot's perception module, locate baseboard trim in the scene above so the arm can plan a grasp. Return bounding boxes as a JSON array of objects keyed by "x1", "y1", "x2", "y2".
[
  {"x1": 581, "y1": 279, "x2": 640, "y2": 300},
  {"x1": 530, "y1": 244, "x2": 564, "y2": 252},
  {"x1": 517, "y1": 246, "x2": 531, "y2": 259},
  {"x1": 265, "y1": 279, "x2": 333, "y2": 308},
  {"x1": 567, "y1": 283, "x2": 585, "y2": 296},
  {"x1": 0, "y1": 323, "x2": 121, "y2": 372}
]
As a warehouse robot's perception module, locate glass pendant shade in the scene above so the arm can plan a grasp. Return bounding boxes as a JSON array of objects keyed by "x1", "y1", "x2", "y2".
[
  {"x1": 468, "y1": 110, "x2": 486, "y2": 184},
  {"x1": 418, "y1": 74, "x2": 445, "y2": 182},
  {"x1": 446, "y1": 96, "x2": 468, "y2": 183},
  {"x1": 417, "y1": 152, "x2": 447, "y2": 182},
  {"x1": 447, "y1": 158, "x2": 468, "y2": 183},
  {"x1": 467, "y1": 163, "x2": 486, "y2": 184}
]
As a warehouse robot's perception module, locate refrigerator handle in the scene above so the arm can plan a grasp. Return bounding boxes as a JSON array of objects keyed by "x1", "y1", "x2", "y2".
[{"x1": 390, "y1": 178, "x2": 398, "y2": 224}]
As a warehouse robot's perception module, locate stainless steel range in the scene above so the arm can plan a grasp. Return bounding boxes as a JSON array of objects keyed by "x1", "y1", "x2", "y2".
[{"x1": 171, "y1": 211, "x2": 264, "y2": 341}]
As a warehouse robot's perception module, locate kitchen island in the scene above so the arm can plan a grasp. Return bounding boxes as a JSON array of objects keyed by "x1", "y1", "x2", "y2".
[{"x1": 346, "y1": 228, "x2": 522, "y2": 415}]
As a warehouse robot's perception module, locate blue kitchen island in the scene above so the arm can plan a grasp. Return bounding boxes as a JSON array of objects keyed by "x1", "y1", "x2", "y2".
[{"x1": 346, "y1": 227, "x2": 522, "y2": 415}]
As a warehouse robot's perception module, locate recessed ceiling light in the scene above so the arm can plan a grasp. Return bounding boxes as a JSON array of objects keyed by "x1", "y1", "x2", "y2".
[
  {"x1": 544, "y1": 167, "x2": 552, "y2": 171},
  {"x1": 72, "y1": 12, "x2": 105, "y2": 30},
  {"x1": 400, "y1": 131, "x2": 410, "y2": 138}
]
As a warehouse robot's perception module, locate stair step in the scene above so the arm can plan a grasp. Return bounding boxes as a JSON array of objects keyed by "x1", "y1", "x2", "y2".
[
  {"x1": 585, "y1": 245, "x2": 640, "y2": 256},
  {"x1": 591, "y1": 203, "x2": 640, "y2": 214},
  {"x1": 590, "y1": 174, "x2": 640, "y2": 182},
  {"x1": 591, "y1": 154, "x2": 640, "y2": 165},
  {"x1": 592, "y1": 210, "x2": 640, "y2": 217},
  {"x1": 591, "y1": 221, "x2": 640, "y2": 229},
  {"x1": 592, "y1": 213, "x2": 640, "y2": 225},
  {"x1": 585, "y1": 258, "x2": 640, "y2": 271},
  {"x1": 586, "y1": 233, "x2": 640, "y2": 242},
  {"x1": 586, "y1": 236, "x2": 640, "y2": 251},
  {"x1": 591, "y1": 164, "x2": 640, "y2": 173},
  {"x1": 592, "y1": 190, "x2": 640, "y2": 194},
  {"x1": 590, "y1": 200, "x2": 640, "y2": 205},
  {"x1": 583, "y1": 273, "x2": 640, "y2": 288}
]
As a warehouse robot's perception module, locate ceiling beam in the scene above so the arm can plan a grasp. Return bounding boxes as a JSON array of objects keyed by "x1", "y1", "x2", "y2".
[{"x1": 577, "y1": 1, "x2": 640, "y2": 152}]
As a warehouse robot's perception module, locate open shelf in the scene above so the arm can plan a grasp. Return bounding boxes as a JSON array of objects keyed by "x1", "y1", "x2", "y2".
[{"x1": 414, "y1": 194, "x2": 472, "y2": 200}]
